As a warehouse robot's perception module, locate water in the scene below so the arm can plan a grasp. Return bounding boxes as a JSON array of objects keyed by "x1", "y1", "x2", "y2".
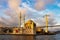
[{"x1": 0, "y1": 34, "x2": 60, "y2": 40}]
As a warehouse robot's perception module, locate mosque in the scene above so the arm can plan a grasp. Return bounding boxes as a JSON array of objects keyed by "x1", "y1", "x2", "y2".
[
  {"x1": 0, "y1": 20, "x2": 44, "y2": 34},
  {"x1": 0, "y1": 13, "x2": 54, "y2": 35},
  {"x1": 12, "y1": 20, "x2": 37, "y2": 34}
]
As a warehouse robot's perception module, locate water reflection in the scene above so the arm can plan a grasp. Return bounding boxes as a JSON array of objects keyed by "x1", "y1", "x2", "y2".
[
  {"x1": 0, "y1": 35, "x2": 57, "y2": 40},
  {"x1": 36, "y1": 35, "x2": 56, "y2": 40}
]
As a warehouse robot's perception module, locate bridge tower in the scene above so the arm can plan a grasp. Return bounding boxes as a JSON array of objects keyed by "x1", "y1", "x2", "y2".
[{"x1": 45, "y1": 14, "x2": 48, "y2": 33}]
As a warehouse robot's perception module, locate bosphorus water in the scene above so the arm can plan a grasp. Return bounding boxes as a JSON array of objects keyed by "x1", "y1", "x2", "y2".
[{"x1": 0, "y1": 34, "x2": 60, "y2": 40}]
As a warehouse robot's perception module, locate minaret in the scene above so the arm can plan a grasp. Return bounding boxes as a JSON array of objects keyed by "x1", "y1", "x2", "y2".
[
  {"x1": 20, "y1": 13, "x2": 21, "y2": 27},
  {"x1": 23, "y1": 14, "x2": 25, "y2": 27},
  {"x1": 18, "y1": 12, "x2": 21, "y2": 27}
]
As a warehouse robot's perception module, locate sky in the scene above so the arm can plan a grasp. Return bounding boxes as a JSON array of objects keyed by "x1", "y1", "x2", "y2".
[{"x1": 0, "y1": 0, "x2": 60, "y2": 27}]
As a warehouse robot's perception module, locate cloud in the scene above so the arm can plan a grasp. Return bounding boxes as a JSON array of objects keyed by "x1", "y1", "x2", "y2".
[
  {"x1": 0, "y1": 16, "x2": 18, "y2": 27},
  {"x1": 8, "y1": 0, "x2": 20, "y2": 9},
  {"x1": 0, "y1": 17, "x2": 9, "y2": 25},
  {"x1": 0, "y1": 15, "x2": 19, "y2": 26},
  {"x1": 0, "y1": 5, "x2": 3, "y2": 9},
  {"x1": 22, "y1": 2, "x2": 38, "y2": 12},
  {"x1": 19, "y1": 3, "x2": 57, "y2": 26},
  {"x1": 30, "y1": 12, "x2": 57, "y2": 26},
  {"x1": 34, "y1": 0, "x2": 55, "y2": 11},
  {"x1": 34, "y1": 0, "x2": 45, "y2": 11},
  {"x1": 45, "y1": 0, "x2": 55, "y2": 4},
  {"x1": 1, "y1": 0, "x2": 27, "y2": 26},
  {"x1": 57, "y1": 3, "x2": 60, "y2": 7},
  {"x1": 0, "y1": 17, "x2": 3, "y2": 22},
  {"x1": 0, "y1": 5, "x2": 2, "y2": 8},
  {"x1": 0, "y1": 0, "x2": 7, "y2": 4},
  {"x1": 8, "y1": 0, "x2": 27, "y2": 16},
  {"x1": 0, "y1": 0, "x2": 58, "y2": 27}
]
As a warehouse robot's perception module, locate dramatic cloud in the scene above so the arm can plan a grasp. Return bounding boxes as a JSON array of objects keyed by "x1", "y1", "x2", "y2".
[
  {"x1": 0, "y1": 17, "x2": 3, "y2": 22},
  {"x1": 28, "y1": 12, "x2": 56, "y2": 26},
  {"x1": 57, "y1": 3, "x2": 60, "y2": 7},
  {"x1": 35, "y1": 0, "x2": 45, "y2": 11},
  {"x1": 34, "y1": 0, "x2": 55, "y2": 11},
  {"x1": 0, "y1": 0, "x2": 27, "y2": 27},
  {"x1": 45, "y1": 0, "x2": 55, "y2": 4},
  {"x1": 0, "y1": 17, "x2": 9, "y2": 25},
  {"x1": 0, "y1": 5, "x2": 2, "y2": 8},
  {"x1": 0, "y1": 0, "x2": 59, "y2": 27},
  {"x1": 8, "y1": 0, "x2": 27, "y2": 14},
  {"x1": 8, "y1": 0, "x2": 20, "y2": 9}
]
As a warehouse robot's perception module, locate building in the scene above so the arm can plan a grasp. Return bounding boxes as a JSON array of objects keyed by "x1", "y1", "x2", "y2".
[
  {"x1": 12, "y1": 27, "x2": 23, "y2": 34},
  {"x1": 23, "y1": 20, "x2": 36, "y2": 34},
  {"x1": 0, "y1": 20, "x2": 44, "y2": 34}
]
